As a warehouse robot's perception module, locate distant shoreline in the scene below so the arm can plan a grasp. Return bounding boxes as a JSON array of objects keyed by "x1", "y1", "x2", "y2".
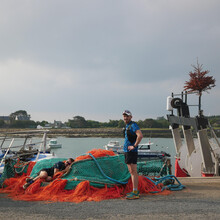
[
  {"x1": 48, "y1": 128, "x2": 173, "y2": 138},
  {"x1": 1, "y1": 128, "x2": 219, "y2": 138},
  {"x1": 0, "y1": 128, "x2": 173, "y2": 138}
]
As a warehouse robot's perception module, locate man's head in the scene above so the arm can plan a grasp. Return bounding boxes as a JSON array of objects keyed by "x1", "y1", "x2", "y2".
[
  {"x1": 65, "y1": 158, "x2": 74, "y2": 166},
  {"x1": 123, "y1": 110, "x2": 132, "y2": 124}
]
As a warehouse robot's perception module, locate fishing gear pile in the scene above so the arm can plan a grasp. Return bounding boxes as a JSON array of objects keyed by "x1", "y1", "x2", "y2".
[{"x1": 0, "y1": 149, "x2": 181, "y2": 203}]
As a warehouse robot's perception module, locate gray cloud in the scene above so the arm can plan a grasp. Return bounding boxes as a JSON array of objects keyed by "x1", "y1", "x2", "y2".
[{"x1": 0, "y1": 0, "x2": 220, "y2": 122}]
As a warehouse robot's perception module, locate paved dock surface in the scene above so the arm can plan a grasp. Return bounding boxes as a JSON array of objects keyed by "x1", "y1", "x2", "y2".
[{"x1": 1, "y1": 177, "x2": 220, "y2": 220}]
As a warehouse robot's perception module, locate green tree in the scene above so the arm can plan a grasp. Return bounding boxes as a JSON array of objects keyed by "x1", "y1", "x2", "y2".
[
  {"x1": 68, "y1": 116, "x2": 88, "y2": 128},
  {"x1": 118, "y1": 119, "x2": 125, "y2": 128},
  {"x1": 10, "y1": 110, "x2": 29, "y2": 119},
  {"x1": 36, "y1": 120, "x2": 49, "y2": 127},
  {"x1": 137, "y1": 120, "x2": 144, "y2": 128},
  {"x1": 87, "y1": 120, "x2": 101, "y2": 128},
  {"x1": 108, "y1": 120, "x2": 119, "y2": 127},
  {"x1": 156, "y1": 118, "x2": 169, "y2": 128},
  {"x1": 10, "y1": 120, "x2": 36, "y2": 128},
  {"x1": 0, "y1": 120, "x2": 5, "y2": 128},
  {"x1": 143, "y1": 119, "x2": 155, "y2": 128},
  {"x1": 208, "y1": 115, "x2": 220, "y2": 127}
]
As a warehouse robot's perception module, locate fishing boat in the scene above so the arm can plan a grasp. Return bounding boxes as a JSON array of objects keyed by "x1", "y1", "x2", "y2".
[
  {"x1": 104, "y1": 141, "x2": 170, "y2": 161},
  {"x1": 0, "y1": 130, "x2": 56, "y2": 177},
  {"x1": 47, "y1": 139, "x2": 62, "y2": 149},
  {"x1": 167, "y1": 91, "x2": 220, "y2": 177},
  {"x1": 104, "y1": 141, "x2": 123, "y2": 151},
  {"x1": 136, "y1": 143, "x2": 170, "y2": 160}
]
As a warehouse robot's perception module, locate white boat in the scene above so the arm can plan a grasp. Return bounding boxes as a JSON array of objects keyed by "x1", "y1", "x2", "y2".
[
  {"x1": 48, "y1": 139, "x2": 62, "y2": 149},
  {"x1": 104, "y1": 141, "x2": 123, "y2": 151},
  {"x1": 167, "y1": 92, "x2": 220, "y2": 177},
  {"x1": 136, "y1": 143, "x2": 170, "y2": 160},
  {"x1": 0, "y1": 130, "x2": 56, "y2": 177},
  {"x1": 104, "y1": 141, "x2": 170, "y2": 160}
]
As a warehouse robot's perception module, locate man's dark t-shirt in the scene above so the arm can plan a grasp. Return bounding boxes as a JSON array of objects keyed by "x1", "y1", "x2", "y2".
[{"x1": 41, "y1": 161, "x2": 66, "y2": 177}]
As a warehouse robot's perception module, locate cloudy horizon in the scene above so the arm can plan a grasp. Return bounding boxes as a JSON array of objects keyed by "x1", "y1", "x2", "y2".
[{"x1": 0, "y1": 0, "x2": 219, "y2": 123}]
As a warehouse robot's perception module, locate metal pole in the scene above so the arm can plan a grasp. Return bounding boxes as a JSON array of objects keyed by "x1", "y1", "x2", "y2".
[
  {"x1": 171, "y1": 92, "x2": 174, "y2": 115},
  {"x1": 0, "y1": 138, "x2": 14, "y2": 166},
  {"x1": 199, "y1": 94, "x2": 202, "y2": 116}
]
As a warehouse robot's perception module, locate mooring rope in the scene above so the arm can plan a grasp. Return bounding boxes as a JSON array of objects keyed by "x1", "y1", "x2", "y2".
[
  {"x1": 144, "y1": 175, "x2": 185, "y2": 191},
  {"x1": 88, "y1": 153, "x2": 128, "y2": 185}
]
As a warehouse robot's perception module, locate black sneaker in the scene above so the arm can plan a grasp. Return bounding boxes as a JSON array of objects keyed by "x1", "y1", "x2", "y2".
[
  {"x1": 26, "y1": 178, "x2": 33, "y2": 183},
  {"x1": 23, "y1": 180, "x2": 34, "y2": 189}
]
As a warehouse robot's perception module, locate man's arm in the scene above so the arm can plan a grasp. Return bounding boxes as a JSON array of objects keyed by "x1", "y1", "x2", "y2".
[
  {"x1": 62, "y1": 165, "x2": 72, "y2": 173},
  {"x1": 128, "y1": 129, "x2": 143, "y2": 151},
  {"x1": 54, "y1": 168, "x2": 59, "y2": 175},
  {"x1": 134, "y1": 130, "x2": 143, "y2": 147}
]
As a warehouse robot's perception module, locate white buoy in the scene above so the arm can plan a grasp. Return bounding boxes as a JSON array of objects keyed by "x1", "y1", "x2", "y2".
[{"x1": 166, "y1": 96, "x2": 173, "y2": 111}]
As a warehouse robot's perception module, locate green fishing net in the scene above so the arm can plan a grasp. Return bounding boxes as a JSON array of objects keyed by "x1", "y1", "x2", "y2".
[{"x1": 1, "y1": 155, "x2": 170, "y2": 189}]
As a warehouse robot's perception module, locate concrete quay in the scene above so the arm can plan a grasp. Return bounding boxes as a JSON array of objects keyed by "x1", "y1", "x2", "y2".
[{"x1": 0, "y1": 177, "x2": 220, "y2": 220}]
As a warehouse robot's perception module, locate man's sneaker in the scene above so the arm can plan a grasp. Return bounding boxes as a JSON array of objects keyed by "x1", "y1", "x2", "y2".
[
  {"x1": 126, "y1": 191, "x2": 140, "y2": 200},
  {"x1": 26, "y1": 178, "x2": 33, "y2": 183},
  {"x1": 126, "y1": 191, "x2": 133, "y2": 196},
  {"x1": 23, "y1": 180, "x2": 34, "y2": 189}
]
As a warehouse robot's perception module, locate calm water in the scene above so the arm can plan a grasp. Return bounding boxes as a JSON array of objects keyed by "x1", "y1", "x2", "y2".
[
  {"x1": 50, "y1": 137, "x2": 176, "y2": 173},
  {"x1": 51, "y1": 137, "x2": 175, "y2": 158},
  {"x1": 2, "y1": 135, "x2": 220, "y2": 175}
]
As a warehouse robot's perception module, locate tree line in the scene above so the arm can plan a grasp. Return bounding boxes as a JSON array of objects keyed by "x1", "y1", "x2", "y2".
[
  {"x1": 66, "y1": 116, "x2": 170, "y2": 128},
  {"x1": 0, "y1": 111, "x2": 170, "y2": 129},
  {"x1": 1, "y1": 110, "x2": 220, "y2": 129}
]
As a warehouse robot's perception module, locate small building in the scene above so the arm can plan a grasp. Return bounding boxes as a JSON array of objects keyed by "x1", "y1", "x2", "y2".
[
  {"x1": 15, "y1": 114, "x2": 31, "y2": 121},
  {"x1": 53, "y1": 120, "x2": 63, "y2": 128},
  {"x1": 0, "y1": 116, "x2": 11, "y2": 125},
  {"x1": 44, "y1": 123, "x2": 53, "y2": 129}
]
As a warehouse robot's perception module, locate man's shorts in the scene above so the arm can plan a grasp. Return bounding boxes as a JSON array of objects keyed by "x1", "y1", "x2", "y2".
[
  {"x1": 124, "y1": 152, "x2": 138, "y2": 164},
  {"x1": 39, "y1": 168, "x2": 54, "y2": 177}
]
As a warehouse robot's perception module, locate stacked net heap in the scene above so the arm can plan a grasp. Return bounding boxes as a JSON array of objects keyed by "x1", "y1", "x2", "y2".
[{"x1": 0, "y1": 149, "x2": 171, "y2": 202}]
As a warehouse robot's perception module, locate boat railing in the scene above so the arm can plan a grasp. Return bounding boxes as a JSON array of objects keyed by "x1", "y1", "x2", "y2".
[
  {"x1": 0, "y1": 129, "x2": 49, "y2": 135},
  {"x1": 0, "y1": 141, "x2": 46, "y2": 150},
  {"x1": 138, "y1": 143, "x2": 153, "y2": 150},
  {"x1": 0, "y1": 138, "x2": 14, "y2": 167},
  {"x1": 0, "y1": 130, "x2": 49, "y2": 164}
]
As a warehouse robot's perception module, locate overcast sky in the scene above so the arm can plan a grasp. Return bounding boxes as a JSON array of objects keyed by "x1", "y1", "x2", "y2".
[{"x1": 0, "y1": 0, "x2": 219, "y2": 123}]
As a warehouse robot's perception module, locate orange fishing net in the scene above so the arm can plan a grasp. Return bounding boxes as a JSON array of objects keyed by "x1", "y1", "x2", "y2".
[
  {"x1": 0, "y1": 149, "x2": 170, "y2": 203},
  {"x1": 74, "y1": 149, "x2": 116, "y2": 162}
]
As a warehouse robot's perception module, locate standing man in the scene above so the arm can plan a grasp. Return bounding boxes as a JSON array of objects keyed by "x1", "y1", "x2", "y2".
[{"x1": 123, "y1": 110, "x2": 143, "y2": 199}]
